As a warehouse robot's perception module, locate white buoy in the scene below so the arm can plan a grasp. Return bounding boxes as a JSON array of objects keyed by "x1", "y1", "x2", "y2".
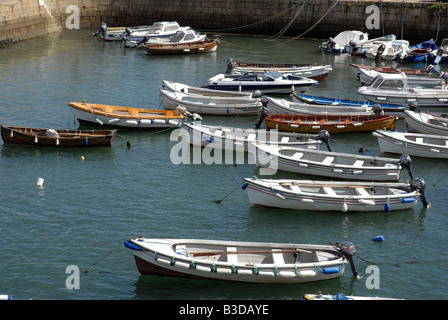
[
  {"x1": 0, "y1": 295, "x2": 11, "y2": 300},
  {"x1": 37, "y1": 177, "x2": 44, "y2": 187}
]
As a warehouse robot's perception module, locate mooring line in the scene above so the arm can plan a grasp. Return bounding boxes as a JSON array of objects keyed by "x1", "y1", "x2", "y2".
[{"x1": 83, "y1": 240, "x2": 125, "y2": 274}]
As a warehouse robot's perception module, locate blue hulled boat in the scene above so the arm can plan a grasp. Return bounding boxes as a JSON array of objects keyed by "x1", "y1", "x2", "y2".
[{"x1": 399, "y1": 39, "x2": 437, "y2": 63}]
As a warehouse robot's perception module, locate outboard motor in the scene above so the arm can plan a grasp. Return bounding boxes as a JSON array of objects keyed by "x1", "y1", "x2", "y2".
[
  {"x1": 255, "y1": 96, "x2": 270, "y2": 129},
  {"x1": 337, "y1": 241, "x2": 360, "y2": 279},
  {"x1": 317, "y1": 129, "x2": 332, "y2": 152},
  {"x1": 348, "y1": 40, "x2": 357, "y2": 55},
  {"x1": 408, "y1": 101, "x2": 418, "y2": 112},
  {"x1": 376, "y1": 43, "x2": 386, "y2": 60},
  {"x1": 94, "y1": 22, "x2": 107, "y2": 37},
  {"x1": 410, "y1": 177, "x2": 430, "y2": 208},
  {"x1": 226, "y1": 58, "x2": 236, "y2": 74},
  {"x1": 325, "y1": 37, "x2": 336, "y2": 53},
  {"x1": 252, "y1": 90, "x2": 263, "y2": 98},
  {"x1": 372, "y1": 104, "x2": 383, "y2": 115},
  {"x1": 124, "y1": 28, "x2": 132, "y2": 36},
  {"x1": 136, "y1": 36, "x2": 150, "y2": 47},
  {"x1": 399, "y1": 154, "x2": 413, "y2": 179},
  {"x1": 434, "y1": 47, "x2": 444, "y2": 65}
]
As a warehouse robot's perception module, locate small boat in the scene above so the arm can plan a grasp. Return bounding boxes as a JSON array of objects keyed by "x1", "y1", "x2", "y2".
[
  {"x1": 357, "y1": 73, "x2": 448, "y2": 107},
  {"x1": 121, "y1": 21, "x2": 189, "y2": 48},
  {"x1": 399, "y1": 39, "x2": 438, "y2": 63},
  {"x1": 291, "y1": 92, "x2": 405, "y2": 117},
  {"x1": 373, "y1": 129, "x2": 448, "y2": 159},
  {"x1": 403, "y1": 109, "x2": 448, "y2": 135},
  {"x1": 356, "y1": 67, "x2": 444, "y2": 87},
  {"x1": 144, "y1": 38, "x2": 218, "y2": 55},
  {"x1": 159, "y1": 88, "x2": 261, "y2": 115},
  {"x1": 124, "y1": 237, "x2": 348, "y2": 283},
  {"x1": 1, "y1": 125, "x2": 115, "y2": 147},
  {"x1": 67, "y1": 102, "x2": 185, "y2": 128},
  {"x1": 249, "y1": 143, "x2": 411, "y2": 181},
  {"x1": 203, "y1": 71, "x2": 318, "y2": 94},
  {"x1": 350, "y1": 64, "x2": 432, "y2": 77},
  {"x1": 243, "y1": 176, "x2": 430, "y2": 212},
  {"x1": 321, "y1": 30, "x2": 369, "y2": 53},
  {"x1": 226, "y1": 59, "x2": 332, "y2": 81},
  {"x1": 364, "y1": 39, "x2": 409, "y2": 61},
  {"x1": 181, "y1": 122, "x2": 325, "y2": 152},
  {"x1": 144, "y1": 28, "x2": 206, "y2": 45},
  {"x1": 264, "y1": 114, "x2": 397, "y2": 134},
  {"x1": 93, "y1": 22, "x2": 153, "y2": 41},
  {"x1": 303, "y1": 292, "x2": 403, "y2": 300},
  {"x1": 348, "y1": 34, "x2": 398, "y2": 56},
  {"x1": 429, "y1": 38, "x2": 448, "y2": 64},
  {"x1": 162, "y1": 80, "x2": 255, "y2": 98},
  {"x1": 264, "y1": 96, "x2": 373, "y2": 116}
]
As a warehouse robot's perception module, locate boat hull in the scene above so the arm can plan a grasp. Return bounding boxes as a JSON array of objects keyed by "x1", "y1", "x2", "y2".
[
  {"x1": 403, "y1": 110, "x2": 448, "y2": 135},
  {"x1": 144, "y1": 39, "x2": 218, "y2": 54}
]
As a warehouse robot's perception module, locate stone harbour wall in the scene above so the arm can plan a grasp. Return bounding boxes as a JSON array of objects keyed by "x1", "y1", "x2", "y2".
[{"x1": 1, "y1": 0, "x2": 447, "y2": 45}]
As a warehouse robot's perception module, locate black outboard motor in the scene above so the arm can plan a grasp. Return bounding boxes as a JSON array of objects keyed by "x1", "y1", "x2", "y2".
[
  {"x1": 410, "y1": 177, "x2": 430, "y2": 208},
  {"x1": 376, "y1": 43, "x2": 386, "y2": 60},
  {"x1": 336, "y1": 241, "x2": 360, "y2": 279},
  {"x1": 408, "y1": 101, "x2": 418, "y2": 112},
  {"x1": 325, "y1": 38, "x2": 336, "y2": 53},
  {"x1": 348, "y1": 40, "x2": 357, "y2": 55},
  {"x1": 434, "y1": 47, "x2": 444, "y2": 65},
  {"x1": 317, "y1": 129, "x2": 333, "y2": 152},
  {"x1": 226, "y1": 58, "x2": 236, "y2": 74},
  {"x1": 136, "y1": 36, "x2": 149, "y2": 47},
  {"x1": 255, "y1": 96, "x2": 270, "y2": 129},
  {"x1": 399, "y1": 154, "x2": 413, "y2": 179},
  {"x1": 252, "y1": 90, "x2": 263, "y2": 98},
  {"x1": 94, "y1": 22, "x2": 107, "y2": 37},
  {"x1": 372, "y1": 104, "x2": 383, "y2": 115}
]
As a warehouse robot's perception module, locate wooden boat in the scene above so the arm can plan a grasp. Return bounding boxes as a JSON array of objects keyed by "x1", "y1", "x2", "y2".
[
  {"x1": 403, "y1": 109, "x2": 448, "y2": 135},
  {"x1": 181, "y1": 122, "x2": 324, "y2": 152},
  {"x1": 264, "y1": 114, "x2": 397, "y2": 134},
  {"x1": 124, "y1": 237, "x2": 347, "y2": 283},
  {"x1": 144, "y1": 38, "x2": 218, "y2": 55},
  {"x1": 159, "y1": 89, "x2": 261, "y2": 115},
  {"x1": 321, "y1": 30, "x2": 369, "y2": 53},
  {"x1": 67, "y1": 102, "x2": 185, "y2": 129},
  {"x1": 162, "y1": 80, "x2": 255, "y2": 98},
  {"x1": 291, "y1": 92, "x2": 405, "y2": 117},
  {"x1": 373, "y1": 129, "x2": 448, "y2": 159},
  {"x1": 243, "y1": 176, "x2": 430, "y2": 212},
  {"x1": 1, "y1": 125, "x2": 115, "y2": 147},
  {"x1": 265, "y1": 96, "x2": 373, "y2": 116},
  {"x1": 399, "y1": 39, "x2": 437, "y2": 63},
  {"x1": 249, "y1": 143, "x2": 410, "y2": 181},
  {"x1": 226, "y1": 59, "x2": 332, "y2": 81},
  {"x1": 203, "y1": 71, "x2": 318, "y2": 94},
  {"x1": 303, "y1": 293, "x2": 403, "y2": 300},
  {"x1": 358, "y1": 73, "x2": 448, "y2": 107}
]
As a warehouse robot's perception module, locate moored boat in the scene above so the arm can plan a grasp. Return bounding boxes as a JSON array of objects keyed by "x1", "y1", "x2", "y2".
[
  {"x1": 355, "y1": 68, "x2": 442, "y2": 87},
  {"x1": 162, "y1": 80, "x2": 255, "y2": 98},
  {"x1": 121, "y1": 21, "x2": 188, "y2": 48},
  {"x1": 403, "y1": 109, "x2": 448, "y2": 135},
  {"x1": 399, "y1": 39, "x2": 437, "y2": 63},
  {"x1": 249, "y1": 142, "x2": 411, "y2": 181},
  {"x1": 264, "y1": 114, "x2": 397, "y2": 134},
  {"x1": 144, "y1": 38, "x2": 218, "y2": 55},
  {"x1": 124, "y1": 237, "x2": 348, "y2": 283},
  {"x1": 67, "y1": 102, "x2": 185, "y2": 129},
  {"x1": 1, "y1": 125, "x2": 115, "y2": 147},
  {"x1": 159, "y1": 88, "x2": 261, "y2": 115},
  {"x1": 93, "y1": 22, "x2": 153, "y2": 42},
  {"x1": 203, "y1": 71, "x2": 318, "y2": 94},
  {"x1": 303, "y1": 292, "x2": 404, "y2": 300},
  {"x1": 321, "y1": 30, "x2": 369, "y2": 53},
  {"x1": 243, "y1": 176, "x2": 430, "y2": 212},
  {"x1": 373, "y1": 129, "x2": 448, "y2": 159}
]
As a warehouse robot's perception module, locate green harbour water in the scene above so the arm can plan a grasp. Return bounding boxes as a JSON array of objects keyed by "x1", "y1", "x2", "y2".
[{"x1": 0, "y1": 30, "x2": 447, "y2": 302}]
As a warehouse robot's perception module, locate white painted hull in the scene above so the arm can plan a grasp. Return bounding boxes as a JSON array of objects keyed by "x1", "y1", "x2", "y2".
[
  {"x1": 403, "y1": 110, "x2": 448, "y2": 135},
  {"x1": 244, "y1": 178, "x2": 421, "y2": 212},
  {"x1": 373, "y1": 129, "x2": 448, "y2": 159}
]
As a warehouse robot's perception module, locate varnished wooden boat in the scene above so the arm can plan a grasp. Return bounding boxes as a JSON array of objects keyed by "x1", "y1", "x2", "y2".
[
  {"x1": 67, "y1": 102, "x2": 185, "y2": 129},
  {"x1": 1, "y1": 125, "x2": 115, "y2": 147},
  {"x1": 265, "y1": 114, "x2": 397, "y2": 134},
  {"x1": 144, "y1": 38, "x2": 218, "y2": 54},
  {"x1": 124, "y1": 237, "x2": 347, "y2": 283}
]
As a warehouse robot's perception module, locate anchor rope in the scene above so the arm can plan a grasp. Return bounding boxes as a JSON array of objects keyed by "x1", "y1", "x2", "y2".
[
  {"x1": 268, "y1": 1, "x2": 308, "y2": 40},
  {"x1": 83, "y1": 240, "x2": 125, "y2": 273}
]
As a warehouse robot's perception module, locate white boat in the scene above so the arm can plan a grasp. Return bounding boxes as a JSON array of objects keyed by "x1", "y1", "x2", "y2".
[
  {"x1": 121, "y1": 21, "x2": 188, "y2": 48},
  {"x1": 143, "y1": 28, "x2": 206, "y2": 45},
  {"x1": 162, "y1": 80, "x2": 255, "y2": 98},
  {"x1": 181, "y1": 122, "x2": 325, "y2": 152},
  {"x1": 249, "y1": 143, "x2": 411, "y2": 181},
  {"x1": 373, "y1": 129, "x2": 448, "y2": 159},
  {"x1": 226, "y1": 59, "x2": 332, "y2": 81},
  {"x1": 356, "y1": 68, "x2": 443, "y2": 87},
  {"x1": 124, "y1": 237, "x2": 348, "y2": 283},
  {"x1": 364, "y1": 39, "x2": 409, "y2": 61},
  {"x1": 321, "y1": 30, "x2": 369, "y2": 53},
  {"x1": 243, "y1": 176, "x2": 430, "y2": 212},
  {"x1": 430, "y1": 38, "x2": 448, "y2": 64},
  {"x1": 303, "y1": 293, "x2": 404, "y2": 300},
  {"x1": 93, "y1": 22, "x2": 153, "y2": 41},
  {"x1": 358, "y1": 73, "x2": 448, "y2": 107},
  {"x1": 348, "y1": 34, "x2": 397, "y2": 56},
  {"x1": 159, "y1": 88, "x2": 261, "y2": 115},
  {"x1": 264, "y1": 96, "x2": 373, "y2": 116},
  {"x1": 403, "y1": 109, "x2": 448, "y2": 135},
  {"x1": 203, "y1": 71, "x2": 318, "y2": 94}
]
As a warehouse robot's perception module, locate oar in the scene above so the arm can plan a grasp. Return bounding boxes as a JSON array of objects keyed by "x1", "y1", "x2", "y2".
[{"x1": 192, "y1": 248, "x2": 312, "y2": 257}]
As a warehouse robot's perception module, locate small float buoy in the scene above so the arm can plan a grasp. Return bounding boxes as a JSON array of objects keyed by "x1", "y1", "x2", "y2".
[
  {"x1": 372, "y1": 235, "x2": 385, "y2": 241},
  {"x1": 36, "y1": 177, "x2": 44, "y2": 187},
  {"x1": 80, "y1": 156, "x2": 85, "y2": 160}
]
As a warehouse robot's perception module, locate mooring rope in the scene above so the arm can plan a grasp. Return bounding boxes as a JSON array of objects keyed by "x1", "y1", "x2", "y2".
[
  {"x1": 268, "y1": 1, "x2": 308, "y2": 40},
  {"x1": 83, "y1": 240, "x2": 125, "y2": 273},
  {"x1": 354, "y1": 253, "x2": 448, "y2": 267}
]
